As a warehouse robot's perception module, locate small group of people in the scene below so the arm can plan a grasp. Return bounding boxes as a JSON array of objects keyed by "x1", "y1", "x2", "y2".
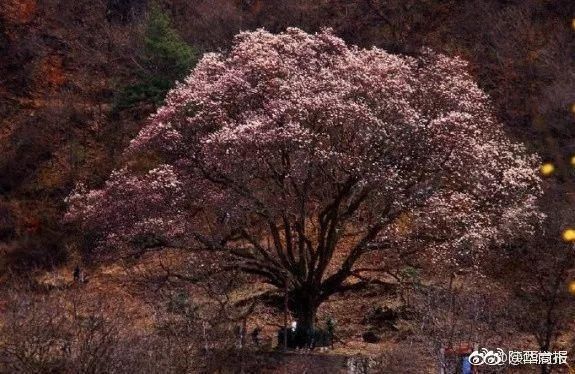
[
  {"x1": 440, "y1": 343, "x2": 478, "y2": 374},
  {"x1": 235, "y1": 324, "x2": 262, "y2": 348},
  {"x1": 251, "y1": 326, "x2": 261, "y2": 346},
  {"x1": 73, "y1": 265, "x2": 87, "y2": 284}
]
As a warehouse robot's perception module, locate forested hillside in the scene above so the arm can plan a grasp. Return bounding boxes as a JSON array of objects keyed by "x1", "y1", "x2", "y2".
[{"x1": 1, "y1": 0, "x2": 573, "y2": 271}]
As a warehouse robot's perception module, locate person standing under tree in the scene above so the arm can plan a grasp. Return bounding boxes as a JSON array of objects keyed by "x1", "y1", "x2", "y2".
[{"x1": 251, "y1": 326, "x2": 261, "y2": 347}]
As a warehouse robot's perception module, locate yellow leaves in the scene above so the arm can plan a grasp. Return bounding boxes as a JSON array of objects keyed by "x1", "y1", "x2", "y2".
[
  {"x1": 561, "y1": 229, "x2": 575, "y2": 242},
  {"x1": 539, "y1": 163, "x2": 555, "y2": 176},
  {"x1": 393, "y1": 212, "x2": 412, "y2": 236},
  {"x1": 526, "y1": 49, "x2": 540, "y2": 62},
  {"x1": 539, "y1": 155, "x2": 575, "y2": 177}
]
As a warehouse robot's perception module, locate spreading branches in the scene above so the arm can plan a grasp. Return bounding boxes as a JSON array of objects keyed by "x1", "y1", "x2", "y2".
[{"x1": 67, "y1": 28, "x2": 542, "y2": 324}]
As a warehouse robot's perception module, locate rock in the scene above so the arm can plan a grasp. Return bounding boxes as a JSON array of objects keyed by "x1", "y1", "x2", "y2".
[
  {"x1": 362, "y1": 331, "x2": 381, "y2": 343},
  {"x1": 362, "y1": 306, "x2": 398, "y2": 327}
]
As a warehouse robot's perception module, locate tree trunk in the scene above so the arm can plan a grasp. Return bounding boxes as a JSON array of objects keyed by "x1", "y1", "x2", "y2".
[
  {"x1": 296, "y1": 303, "x2": 317, "y2": 332},
  {"x1": 291, "y1": 292, "x2": 319, "y2": 348}
]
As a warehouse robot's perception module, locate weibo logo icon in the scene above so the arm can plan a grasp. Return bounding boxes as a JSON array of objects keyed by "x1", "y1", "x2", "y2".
[{"x1": 468, "y1": 348, "x2": 507, "y2": 365}]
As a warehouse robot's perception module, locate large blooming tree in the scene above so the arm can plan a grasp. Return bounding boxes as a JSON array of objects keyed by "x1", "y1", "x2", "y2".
[{"x1": 67, "y1": 28, "x2": 542, "y2": 334}]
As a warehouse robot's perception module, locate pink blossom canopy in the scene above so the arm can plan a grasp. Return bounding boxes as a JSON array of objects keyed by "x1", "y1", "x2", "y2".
[{"x1": 67, "y1": 28, "x2": 542, "y2": 276}]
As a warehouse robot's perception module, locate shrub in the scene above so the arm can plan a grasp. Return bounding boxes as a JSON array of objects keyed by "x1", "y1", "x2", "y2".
[{"x1": 113, "y1": 3, "x2": 198, "y2": 111}]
